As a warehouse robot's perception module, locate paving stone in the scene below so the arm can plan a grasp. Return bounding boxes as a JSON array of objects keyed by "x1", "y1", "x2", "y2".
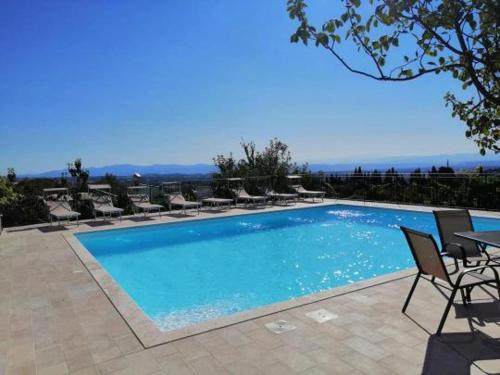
[
  {"x1": 62, "y1": 347, "x2": 95, "y2": 373},
  {"x1": 341, "y1": 336, "x2": 391, "y2": 361},
  {"x1": 123, "y1": 351, "x2": 160, "y2": 375},
  {"x1": 270, "y1": 346, "x2": 316, "y2": 372},
  {"x1": 113, "y1": 334, "x2": 143, "y2": 356},
  {"x1": 35, "y1": 344, "x2": 65, "y2": 369},
  {"x1": 159, "y1": 354, "x2": 195, "y2": 375},
  {"x1": 174, "y1": 338, "x2": 211, "y2": 362},
  {"x1": 37, "y1": 362, "x2": 68, "y2": 375},
  {"x1": 187, "y1": 355, "x2": 231, "y2": 375}
]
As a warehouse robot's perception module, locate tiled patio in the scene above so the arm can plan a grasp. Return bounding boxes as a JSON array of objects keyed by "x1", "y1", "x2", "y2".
[{"x1": 1, "y1": 201, "x2": 500, "y2": 374}]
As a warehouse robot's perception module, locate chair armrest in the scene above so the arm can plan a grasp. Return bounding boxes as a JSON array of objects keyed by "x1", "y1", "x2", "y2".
[{"x1": 455, "y1": 264, "x2": 500, "y2": 286}]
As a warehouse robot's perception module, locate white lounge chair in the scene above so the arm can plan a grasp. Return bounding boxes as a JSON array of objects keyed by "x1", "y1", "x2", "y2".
[
  {"x1": 290, "y1": 184, "x2": 325, "y2": 202},
  {"x1": 167, "y1": 193, "x2": 201, "y2": 215},
  {"x1": 262, "y1": 188, "x2": 297, "y2": 206},
  {"x1": 128, "y1": 188, "x2": 163, "y2": 216},
  {"x1": 90, "y1": 194, "x2": 123, "y2": 221},
  {"x1": 231, "y1": 188, "x2": 268, "y2": 207},
  {"x1": 43, "y1": 188, "x2": 80, "y2": 226},
  {"x1": 88, "y1": 184, "x2": 123, "y2": 221},
  {"x1": 193, "y1": 186, "x2": 233, "y2": 210}
]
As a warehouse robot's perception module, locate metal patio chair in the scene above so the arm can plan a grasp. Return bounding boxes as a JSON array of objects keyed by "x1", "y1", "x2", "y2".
[
  {"x1": 400, "y1": 226, "x2": 500, "y2": 335},
  {"x1": 434, "y1": 209, "x2": 500, "y2": 268}
]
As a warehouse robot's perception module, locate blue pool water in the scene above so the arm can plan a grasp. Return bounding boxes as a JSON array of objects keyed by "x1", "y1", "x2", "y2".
[{"x1": 76, "y1": 205, "x2": 500, "y2": 331}]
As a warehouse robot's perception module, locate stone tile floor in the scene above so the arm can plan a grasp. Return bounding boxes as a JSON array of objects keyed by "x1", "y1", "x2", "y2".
[{"x1": 1, "y1": 206, "x2": 500, "y2": 374}]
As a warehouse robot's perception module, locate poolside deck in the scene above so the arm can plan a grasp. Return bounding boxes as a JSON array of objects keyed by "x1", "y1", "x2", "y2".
[{"x1": 1, "y1": 200, "x2": 500, "y2": 374}]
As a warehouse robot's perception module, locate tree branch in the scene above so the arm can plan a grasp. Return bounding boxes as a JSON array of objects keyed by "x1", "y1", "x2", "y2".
[
  {"x1": 454, "y1": 19, "x2": 500, "y2": 105},
  {"x1": 322, "y1": 43, "x2": 460, "y2": 81}
]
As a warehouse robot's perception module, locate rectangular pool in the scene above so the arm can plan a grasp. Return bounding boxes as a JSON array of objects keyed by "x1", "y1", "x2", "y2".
[{"x1": 75, "y1": 205, "x2": 500, "y2": 332}]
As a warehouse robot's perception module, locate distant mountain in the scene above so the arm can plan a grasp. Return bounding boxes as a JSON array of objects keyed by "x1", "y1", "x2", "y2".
[
  {"x1": 23, "y1": 153, "x2": 499, "y2": 177},
  {"x1": 309, "y1": 153, "x2": 500, "y2": 173},
  {"x1": 26, "y1": 164, "x2": 217, "y2": 178}
]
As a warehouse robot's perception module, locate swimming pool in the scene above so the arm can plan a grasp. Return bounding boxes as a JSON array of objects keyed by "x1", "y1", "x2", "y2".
[{"x1": 76, "y1": 205, "x2": 500, "y2": 332}]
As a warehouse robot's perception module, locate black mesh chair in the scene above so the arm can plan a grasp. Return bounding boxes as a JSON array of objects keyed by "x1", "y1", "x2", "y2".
[
  {"x1": 433, "y1": 209, "x2": 500, "y2": 268},
  {"x1": 400, "y1": 226, "x2": 500, "y2": 335}
]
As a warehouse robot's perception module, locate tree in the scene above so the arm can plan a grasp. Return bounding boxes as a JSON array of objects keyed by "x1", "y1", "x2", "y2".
[
  {"x1": 0, "y1": 177, "x2": 17, "y2": 205},
  {"x1": 213, "y1": 138, "x2": 295, "y2": 179},
  {"x1": 438, "y1": 165, "x2": 455, "y2": 174},
  {"x1": 370, "y1": 169, "x2": 383, "y2": 184},
  {"x1": 7, "y1": 168, "x2": 16, "y2": 183},
  {"x1": 287, "y1": 0, "x2": 500, "y2": 153},
  {"x1": 410, "y1": 168, "x2": 423, "y2": 184},
  {"x1": 67, "y1": 158, "x2": 89, "y2": 191}
]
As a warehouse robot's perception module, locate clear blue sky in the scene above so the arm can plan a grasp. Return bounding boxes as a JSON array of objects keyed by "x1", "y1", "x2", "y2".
[{"x1": 0, "y1": 0, "x2": 486, "y2": 174}]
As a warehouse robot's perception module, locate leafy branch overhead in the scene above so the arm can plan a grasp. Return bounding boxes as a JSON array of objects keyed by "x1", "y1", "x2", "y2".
[{"x1": 287, "y1": 0, "x2": 500, "y2": 154}]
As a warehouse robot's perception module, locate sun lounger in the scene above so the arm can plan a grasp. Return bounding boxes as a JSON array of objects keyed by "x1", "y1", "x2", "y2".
[
  {"x1": 90, "y1": 194, "x2": 123, "y2": 221},
  {"x1": 434, "y1": 209, "x2": 500, "y2": 267},
  {"x1": 231, "y1": 188, "x2": 268, "y2": 207},
  {"x1": 400, "y1": 226, "x2": 500, "y2": 335},
  {"x1": 128, "y1": 192, "x2": 163, "y2": 216},
  {"x1": 193, "y1": 186, "x2": 234, "y2": 210},
  {"x1": 167, "y1": 193, "x2": 201, "y2": 215},
  {"x1": 44, "y1": 198, "x2": 80, "y2": 226},
  {"x1": 259, "y1": 187, "x2": 297, "y2": 205},
  {"x1": 290, "y1": 184, "x2": 325, "y2": 202}
]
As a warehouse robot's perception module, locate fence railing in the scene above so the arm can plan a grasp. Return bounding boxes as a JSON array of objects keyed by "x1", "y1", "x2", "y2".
[
  {"x1": 321, "y1": 173, "x2": 499, "y2": 210},
  {"x1": 1, "y1": 172, "x2": 499, "y2": 228}
]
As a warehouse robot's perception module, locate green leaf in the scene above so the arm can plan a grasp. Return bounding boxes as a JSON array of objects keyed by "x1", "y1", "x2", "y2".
[{"x1": 315, "y1": 32, "x2": 329, "y2": 47}]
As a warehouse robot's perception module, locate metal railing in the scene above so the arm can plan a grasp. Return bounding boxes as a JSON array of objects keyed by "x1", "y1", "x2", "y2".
[
  {"x1": 1, "y1": 172, "x2": 499, "y2": 228},
  {"x1": 321, "y1": 173, "x2": 499, "y2": 210}
]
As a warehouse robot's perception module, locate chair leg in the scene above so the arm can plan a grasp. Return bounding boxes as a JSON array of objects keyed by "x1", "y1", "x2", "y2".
[
  {"x1": 437, "y1": 287, "x2": 458, "y2": 335},
  {"x1": 402, "y1": 272, "x2": 421, "y2": 313},
  {"x1": 466, "y1": 287, "x2": 472, "y2": 302},
  {"x1": 459, "y1": 289, "x2": 467, "y2": 306}
]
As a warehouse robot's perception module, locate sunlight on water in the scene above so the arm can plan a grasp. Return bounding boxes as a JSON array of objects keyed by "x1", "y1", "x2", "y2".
[
  {"x1": 152, "y1": 298, "x2": 245, "y2": 331},
  {"x1": 327, "y1": 209, "x2": 368, "y2": 218}
]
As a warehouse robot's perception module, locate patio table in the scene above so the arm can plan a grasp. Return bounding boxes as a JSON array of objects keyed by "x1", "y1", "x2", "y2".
[{"x1": 455, "y1": 231, "x2": 500, "y2": 249}]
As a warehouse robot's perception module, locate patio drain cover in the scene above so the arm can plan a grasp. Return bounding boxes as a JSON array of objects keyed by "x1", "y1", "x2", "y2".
[
  {"x1": 305, "y1": 309, "x2": 338, "y2": 323},
  {"x1": 265, "y1": 320, "x2": 296, "y2": 334}
]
